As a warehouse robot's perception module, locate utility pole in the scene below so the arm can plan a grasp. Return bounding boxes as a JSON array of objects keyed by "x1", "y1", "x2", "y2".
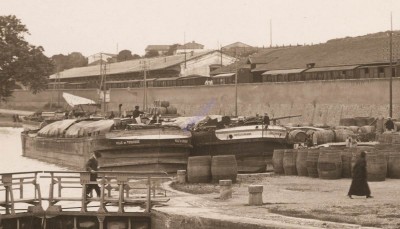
[
  {"x1": 270, "y1": 19, "x2": 272, "y2": 48},
  {"x1": 389, "y1": 13, "x2": 393, "y2": 118},
  {"x1": 56, "y1": 71, "x2": 61, "y2": 108},
  {"x1": 102, "y1": 63, "x2": 107, "y2": 115},
  {"x1": 184, "y1": 32, "x2": 187, "y2": 69},
  {"x1": 143, "y1": 61, "x2": 147, "y2": 110},
  {"x1": 220, "y1": 45, "x2": 223, "y2": 66},
  {"x1": 235, "y1": 53, "x2": 238, "y2": 116}
]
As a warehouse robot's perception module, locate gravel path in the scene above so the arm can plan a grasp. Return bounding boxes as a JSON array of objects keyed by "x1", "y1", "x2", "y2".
[{"x1": 158, "y1": 174, "x2": 400, "y2": 228}]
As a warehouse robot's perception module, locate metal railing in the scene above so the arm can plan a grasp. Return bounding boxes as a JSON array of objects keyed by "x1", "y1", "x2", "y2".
[
  {"x1": 0, "y1": 171, "x2": 42, "y2": 215},
  {"x1": 0, "y1": 171, "x2": 171, "y2": 215}
]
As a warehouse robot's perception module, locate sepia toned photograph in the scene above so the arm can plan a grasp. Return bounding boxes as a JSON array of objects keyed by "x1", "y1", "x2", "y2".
[{"x1": 0, "y1": 0, "x2": 400, "y2": 228}]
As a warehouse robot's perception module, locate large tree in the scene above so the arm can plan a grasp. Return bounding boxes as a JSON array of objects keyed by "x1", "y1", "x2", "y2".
[{"x1": 0, "y1": 15, "x2": 54, "y2": 101}]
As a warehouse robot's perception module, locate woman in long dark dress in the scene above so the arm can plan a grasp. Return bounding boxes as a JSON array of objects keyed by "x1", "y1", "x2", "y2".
[{"x1": 348, "y1": 151, "x2": 373, "y2": 199}]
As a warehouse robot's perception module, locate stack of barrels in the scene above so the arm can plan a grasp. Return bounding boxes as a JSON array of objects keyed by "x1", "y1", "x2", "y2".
[
  {"x1": 273, "y1": 144, "x2": 400, "y2": 181},
  {"x1": 149, "y1": 100, "x2": 178, "y2": 115},
  {"x1": 186, "y1": 155, "x2": 238, "y2": 183}
]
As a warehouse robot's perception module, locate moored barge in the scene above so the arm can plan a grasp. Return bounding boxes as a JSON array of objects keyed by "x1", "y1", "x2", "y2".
[{"x1": 21, "y1": 119, "x2": 192, "y2": 174}]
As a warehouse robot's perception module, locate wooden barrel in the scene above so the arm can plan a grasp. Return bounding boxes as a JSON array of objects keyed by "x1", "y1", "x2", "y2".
[
  {"x1": 287, "y1": 130, "x2": 308, "y2": 143},
  {"x1": 395, "y1": 122, "x2": 400, "y2": 131},
  {"x1": 348, "y1": 126, "x2": 359, "y2": 133},
  {"x1": 160, "y1": 101, "x2": 170, "y2": 108},
  {"x1": 365, "y1": 151, "x2": 387, "y2": 181},
  {"x1": 380, "y1": 132, "x2": 394, "y2": 144},
  {"x1": 376, "y1": 117, "x2": 384, "y2": 133},
  {"x1": 317, "y1": 149, "x2": 342, "y2": 179},
  {"x1": 272, "y1": 149, "x2": 285, "y2": 174},
  {"x1": 334, "y1": 129, "x2": 354, "y2": 142},
  {"x1": 166, "y1": 106, "x2": 177, "y2": 114},
  {"x1": 283, "y1": 149, "x2": 297, "y2": 175},
  {"x1": 360, "y1": 125, "x2": 376, "y2": 134},
  {"x1": 187, "y1": 156, "x2": 211, "y2": 183},
  {"x1": 296, "y1": 149, "x2": 308, "y2": 176},
  {"x1": 306, "y1": 149, "x2": 320, "y2": 178},
  {"x1": 341, "y1": 148, "x2": 354, "y2": 178},
  {"x1": 211, "y1": 155, "x2": 238, "y2": 183},
  {"x1": 375, "y1": 144, "x2": 395, "y2": 177},
  {"x1": 388, "y1": 151, "x2": 400, "y2": 179},
  {"x1": 312, "y1": 130, "x2": 335, "y2": 145},
  {"x1": 392, "y1": 134, "x2": 400, "y2": 144}
]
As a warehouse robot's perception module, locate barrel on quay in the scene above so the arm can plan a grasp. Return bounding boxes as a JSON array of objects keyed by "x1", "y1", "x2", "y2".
[
  {"x1": 211, "y1": 155, "x2": 238, "y2": 183},
  {"x1": 283, "y1": 149, "x2": 297, "y2": 175},
  {"x1": 296, "y1": 149, "x2": 308, "y2": 176},
  {"x1": 187, "y1": 156, "x2": 212, "y2": 183},
  {"x1": 306, "y1": 149, "x2": 320, "y2": 178},
  {"x1": 317, "y1": 148, "x2": 342, "y2": 179},
  {"x1": 272, "y1": 149, "x2": 285, "y2": 174}
]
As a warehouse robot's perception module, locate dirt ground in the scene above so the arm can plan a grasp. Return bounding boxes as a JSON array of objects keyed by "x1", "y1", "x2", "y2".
[{"x1": 169, "y1": 174, "x2": 400, "y2": 228}]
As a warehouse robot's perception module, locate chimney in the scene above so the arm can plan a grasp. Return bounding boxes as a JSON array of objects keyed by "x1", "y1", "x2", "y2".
[{"x1": 306, "y1": 63, "x2": 315, "y2": 68}]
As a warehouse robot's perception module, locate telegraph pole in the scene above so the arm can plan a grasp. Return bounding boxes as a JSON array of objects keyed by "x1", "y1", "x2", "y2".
[
  {"x1": 389, "y1": 13, "x2": 393, "y2": 118},
  {"x1": 102, "y1": 63, "x2": 107, "y2": 115},
  {"x1": 270, "y1": 19, "x2": 272, "y2": 47},
  {"x1": 143, "y1": 61, "x2": 147, "y2": 110},
  {"x1": 235, "y1": 54, "x2": 238, "y2": 116}
]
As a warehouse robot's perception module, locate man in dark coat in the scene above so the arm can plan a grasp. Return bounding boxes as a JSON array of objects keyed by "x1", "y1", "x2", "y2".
[
  {"x1": 85, "y1": 152, "x2": 101, "y2": 198},
  {"x1": 385, "y1": 117, "x2": 395, "y2": 131},
  {"x1": 132, "y1": 106, "x2": 144, "y2": 118},
  {"x1": 263, "y1": 113, "x2": 270, "y2": 129},
  {"x1": 348, "y1": 151, "x2": 373, "y2": 199}
]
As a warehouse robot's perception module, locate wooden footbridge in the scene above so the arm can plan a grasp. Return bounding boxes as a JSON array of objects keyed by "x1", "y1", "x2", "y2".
[{"x1": 0, "y1": 171, "x2": 171, "y2": 229}]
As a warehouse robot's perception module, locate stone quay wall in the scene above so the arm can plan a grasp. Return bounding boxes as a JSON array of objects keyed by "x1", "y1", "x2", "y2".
[{"x1": 2, "y1": 78, "x2": 399, "y2": 126}]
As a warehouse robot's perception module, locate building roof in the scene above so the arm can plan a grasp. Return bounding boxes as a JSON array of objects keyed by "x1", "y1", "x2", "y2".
[
  {"x1": 210, "y1": 58, "x2": 248, "y2": 75},
  {"x1": 177, "y1": 41, "x2": 204, "y2": 50},
  {"x1": 213, "y1": 73, "x2": 235, "y2": 78},
  {"x1": 49, "y1": 51, "x2": 220, "y2": 79},
  {"x1": 248, "y1": 31, "x2": 400, "y2": 70},
  {"x1": 262, "y1": 68, "x2": 306, "y2": 75},
  {"x1": 145, "y1": 45, "x2": 171, "y2": 52},
  {"x1": 251, "y1": 64, "x2": 270, "y2": 72},
  {"x1": 214, "y1": 31, "x2": 400, "y2": 74},
  {"x1": 304, "y1": 65, "x2": 359, "y2": 73},
  {"x1": 222, "y1": 42, "x2": 253, "y2": 49}
]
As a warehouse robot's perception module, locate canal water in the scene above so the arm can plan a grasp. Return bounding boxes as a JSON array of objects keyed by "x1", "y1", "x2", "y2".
[
  {"x1": 0, "y1": 127, "x2": 140, "y2": 212},
  {"x1": 0, "y1": 127, "x2": 67, "y2": 173}
]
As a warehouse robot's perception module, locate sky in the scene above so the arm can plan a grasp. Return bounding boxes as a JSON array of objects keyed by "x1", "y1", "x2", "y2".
[{"x1": 1, "y1": 0, "x2": 399, "y2": 57}]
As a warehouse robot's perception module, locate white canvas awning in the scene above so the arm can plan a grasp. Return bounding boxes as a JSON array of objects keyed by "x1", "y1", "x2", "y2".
[
  {"x1": 62, "y1": 92, "x2": 97, "y2": 107},
  {"x1": 212, "y1": 73, "x2": 235, "y2": 78},
  {"x1": 262, "y1": 68, "x2": 305, "y2": 75}
]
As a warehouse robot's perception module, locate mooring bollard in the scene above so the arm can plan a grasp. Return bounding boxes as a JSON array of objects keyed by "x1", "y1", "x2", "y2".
[
  {"x1": 219, "y1": 179, "x2": 232, "y2": 200},
  {"x1": 177, "y1": 170, "x2": 186, "y2": 184},
  {"x1": 248, "y1": 185, "x2": 263, "y2": 206}
]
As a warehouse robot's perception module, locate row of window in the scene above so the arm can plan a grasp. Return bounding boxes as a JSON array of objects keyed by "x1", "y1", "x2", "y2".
[{"x1": 48, "y1": 66, "x2": 398, "y2": 89}]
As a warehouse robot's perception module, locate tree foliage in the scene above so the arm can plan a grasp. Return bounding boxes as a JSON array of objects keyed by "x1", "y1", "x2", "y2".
[
  {"x1": 116, "y1": 50, "x2": 141, "y2": 62},
  {"x1": 117, "y1": 49, "x2": 133, "y2": 62},
  {"x1": 144, "y1": 50, "x2": 160, "y2": 58},
  {"x1": 166, "y1": 43, "x2": 180, "y2": 56},
  {"x1": 0, "y1": 15, "x2": 54, "y2": 101},
  {"x1": 51, "y1": 52, "x2": 87, "y2": 72}
]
